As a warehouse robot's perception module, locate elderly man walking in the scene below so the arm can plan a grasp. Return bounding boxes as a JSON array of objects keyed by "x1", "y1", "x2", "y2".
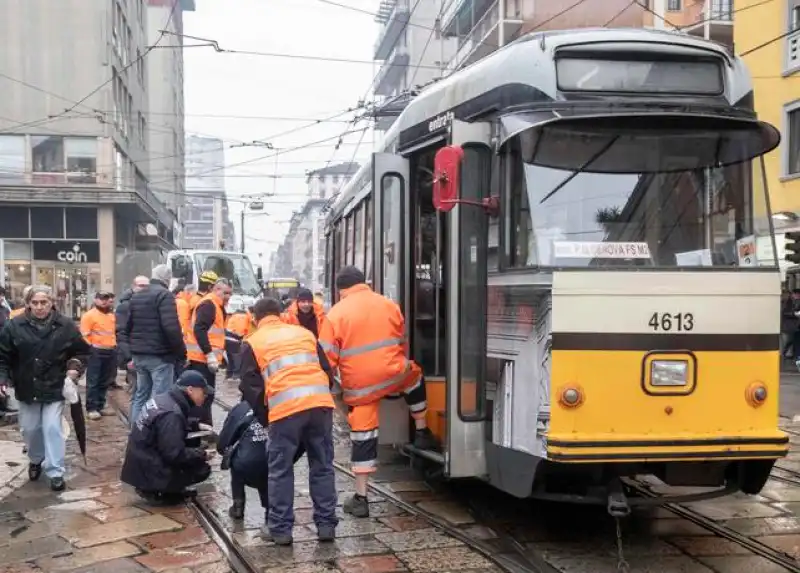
[{"x1": 121, "y1": 265, "x2": 187, "y2": 427}]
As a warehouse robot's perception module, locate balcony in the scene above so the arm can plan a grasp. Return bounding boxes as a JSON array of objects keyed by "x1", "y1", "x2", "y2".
[
  {"x1": 374, "y1": 0, "x2": 411, "y2": 61},
  {"x1": 681, "y1": 0, "x2": 733, "y2": 46},
  {"x1": 444, "y1": 0, "x2": 523, "y2": 74},
  {"x1": 374, "y1": 48, "x2": 411, "y2": 96}
]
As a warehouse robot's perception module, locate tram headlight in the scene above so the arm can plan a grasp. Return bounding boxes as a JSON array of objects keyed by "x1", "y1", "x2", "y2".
[
  {"x1": 558, "y1": 386, "x2": 584, "y2": 408},
  {"x1": 650, "y1": 360, "x2": 689, "y2": 387},
  {"x1": 746, "y1": 382, "x2": 768, "y2": 407}
]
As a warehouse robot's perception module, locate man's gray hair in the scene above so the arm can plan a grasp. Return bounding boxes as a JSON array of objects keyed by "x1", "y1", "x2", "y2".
[
  {"x1": 214, "y1": 278, "x2": 231, "y2": 288},
  {"x1": 151, "y1": 264, "x2": 172, "y2": 283},
  {"x1": 25, "y1": 285, "x2": 53, "y2": 303}
]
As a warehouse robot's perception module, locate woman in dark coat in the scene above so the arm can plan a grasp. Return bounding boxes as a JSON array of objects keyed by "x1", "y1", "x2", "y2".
[{"x1": 0, "y1": 285, "x2": 90, "y2": 491}]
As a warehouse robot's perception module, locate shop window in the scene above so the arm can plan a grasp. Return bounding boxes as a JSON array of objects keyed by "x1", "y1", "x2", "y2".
[
  {"x1": 0, "y1": 135, "x2": 26, "y2": 183},
  {"x1": 65, "y1": 138, "x2": 98, "y2": 183},
  {"x1": 65, "y1": 208, "x2": 98, "y2": 239},
  {"x1": 30, "y1": 207, "x2": 65, "y2": 239},
  {"x1": 0, "y1": 207, "x2": 29, "y2": 238},
  {"x1": 31, "y1": 136, "x2": 64, "y2": 173},
  {"x1": 4, "y1": 263, "x2": 32, "y2": 306}
]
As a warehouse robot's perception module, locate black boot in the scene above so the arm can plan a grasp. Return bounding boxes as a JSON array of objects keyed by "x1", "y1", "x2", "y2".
[
  {"x1": 413, "y1": 428, "x2": 437, "y2": 450},
  {"x1": 343, "y1": 494, "x2": 369, "y2": 518},
  {"x1": 28, "y1": 462, "x2": 42, "y2": 482},
  {"x1": 229, "y1": 498, "x2": 245, "y2": 520},
  {"x1": 49, "y1": 476, "x2": 65, "y2": 492}
]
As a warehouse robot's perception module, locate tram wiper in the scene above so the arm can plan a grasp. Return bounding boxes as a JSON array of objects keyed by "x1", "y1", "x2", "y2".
[{"x1": 539, "y1": 135, "x2": 620, "y2": 204}]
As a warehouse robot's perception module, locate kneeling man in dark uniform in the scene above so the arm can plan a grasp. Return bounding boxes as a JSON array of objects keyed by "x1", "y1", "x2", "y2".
[{"x1": 121, "y1": 370, "x2": 214, "y2": 504}]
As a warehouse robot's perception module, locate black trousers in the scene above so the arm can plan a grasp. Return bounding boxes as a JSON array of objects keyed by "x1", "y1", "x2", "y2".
[
  {"x1": 231, "y1": 471, "x2": 269, "y2": 508},
  {"x1": 187, "y1": 361, "x2": 216, "y2": 425}
]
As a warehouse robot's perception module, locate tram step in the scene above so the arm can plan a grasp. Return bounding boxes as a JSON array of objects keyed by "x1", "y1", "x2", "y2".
[{"x1": 402, "y1": 443, "x2": 445, "y2": 465}]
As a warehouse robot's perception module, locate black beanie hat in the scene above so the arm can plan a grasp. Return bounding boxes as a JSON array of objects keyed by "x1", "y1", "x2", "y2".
[
  {"x1": 336, "y1": 266, "x2": 366, "y2": 290},
  {"x1": 297, "y1": 288, "x2": 313, "y2": 301}
]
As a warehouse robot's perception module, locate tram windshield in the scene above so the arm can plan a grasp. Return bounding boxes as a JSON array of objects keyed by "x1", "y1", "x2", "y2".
[
  {"x1": 194, "y1": 253, "x2": 260, "y2": 296},
  {"x1": 508, "y1": 116, "x2": 780, "y2": 269}
]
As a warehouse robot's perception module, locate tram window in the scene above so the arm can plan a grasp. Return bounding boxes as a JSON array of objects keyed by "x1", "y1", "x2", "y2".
[
  {"x1": 488, "y1": 153, "x2": 500, "y2": 272},
  {"x1": 335, "y1": 221, "x2": 345, "y2": 275},
  {"x1": 381, "y1": 174, "x2": 404, "y2": 303},
  {"x1": 345, "y1": 214, "x2": 354, "y2": 265},
  {"x1": 365, "y1": 197, "x2": 373, "y2": 283},
  {"x1": 353, "y1": 204, "x2": 364, "y2": 272},
  {"x1": 506, "y1": 144, "x2": 535, "y2": 267}
]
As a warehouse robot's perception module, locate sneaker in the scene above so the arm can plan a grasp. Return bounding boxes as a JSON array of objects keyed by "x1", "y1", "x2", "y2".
[
  {"x1": 343, "y1": 494, "x2": 369, "y2": 518},
  {"x1": 100, "y1": 407, "x2": 115, "y2": 417},
  {"x1": 50, "y1": 476, "x2": 65, "y2": 492},
  {"x1": 229, "y1": 499, "x2": 245, "y2": 520},
  {"x1": 28, "y1": 462, "x2": 42, "y2": 482},
  {"x1": 317, "y1": 525, "x2": 336, "y2": 542},
  {"x1": 87, "y1": 411, "x2": 101, "y2": 421},
  {"x1": 413, "y1": 428, "x2": 437, "y2": 450}
]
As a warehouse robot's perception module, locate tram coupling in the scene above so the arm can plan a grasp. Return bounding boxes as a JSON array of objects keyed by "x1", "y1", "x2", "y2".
[{"x1": 607, "y1": 479, "x2": 631, "y2": 518}]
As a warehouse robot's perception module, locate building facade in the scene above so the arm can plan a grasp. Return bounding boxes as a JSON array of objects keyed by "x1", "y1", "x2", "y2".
[
  {"x1": 0, "y1": 0, "x2": 191, "y2": 315},
  {"x1": 146, "y1": 0, "x2": 193, "y2": 213},
  {"x1": 735, "y1": 0, "x2": 800, "y2": 264},
  {"x1": 276, "y1": 163, "x2": 359, "y2": 291},
  {"x1": 183, "y1": 135, "x2": 235, "y2": 250}
]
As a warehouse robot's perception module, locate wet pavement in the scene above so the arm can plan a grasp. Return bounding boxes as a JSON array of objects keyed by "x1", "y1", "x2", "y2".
[{"x1": 1, "y1": 373, "x2": 800, "y2": 572}]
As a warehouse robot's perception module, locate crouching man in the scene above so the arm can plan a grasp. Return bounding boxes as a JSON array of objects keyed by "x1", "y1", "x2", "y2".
[{"x1": 121, "y1": 371, "x2": 214, "y2": 505}]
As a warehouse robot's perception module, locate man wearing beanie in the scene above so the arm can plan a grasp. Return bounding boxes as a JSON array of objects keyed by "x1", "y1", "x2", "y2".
[
  {"x1": 321, "y1": 265, "x2": 436, "y2": 518},
  {"x1": 281, "y1": 288, "x2": 332, "y2": 341},
  {"x1": 121, "y1": 370, "x2": 214, "y2": 505}
]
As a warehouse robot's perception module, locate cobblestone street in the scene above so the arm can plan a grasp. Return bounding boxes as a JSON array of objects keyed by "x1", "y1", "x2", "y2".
[{"x1": 3, "y1": 376, "x2": 800, "y2": 572}]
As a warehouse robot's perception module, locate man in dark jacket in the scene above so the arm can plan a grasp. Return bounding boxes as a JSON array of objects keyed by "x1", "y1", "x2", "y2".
[
  {"x1": 116, "y1": 276, "x2": 150, "y2": 387},
  {"x1": 121, "y1": 370, "x2": 213, "y2": 505},
  {"x1": 0, "y1": 285, "x2": 90, "y2": 491},
  {"x1": 122, "y1": 265, "x2": 187, "y2": 427},
  {"x1": 218, "y1": 400, "x2": 306, "y2": 522}
]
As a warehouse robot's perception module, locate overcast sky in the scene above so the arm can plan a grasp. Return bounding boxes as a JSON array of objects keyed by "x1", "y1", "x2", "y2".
[{"x1": 183, "y1": 0, "x2": 379, "y2": 266}]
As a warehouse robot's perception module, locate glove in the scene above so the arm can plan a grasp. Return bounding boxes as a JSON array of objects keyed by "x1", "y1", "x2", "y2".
[
  {"x1": 206, "y1": 353, "x2": 219, "y2": 373},
  {"x1": 198, "y1": 423, "x2": 213, "y2": 432}
]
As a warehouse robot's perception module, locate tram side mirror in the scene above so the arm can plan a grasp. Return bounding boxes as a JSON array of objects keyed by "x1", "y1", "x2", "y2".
[
  {"x1": 433, "y1": 145, "x2": 463, "y2": 213},
  {"x1": 433, "y1": 144, "x2": 499, "y2": 216}
]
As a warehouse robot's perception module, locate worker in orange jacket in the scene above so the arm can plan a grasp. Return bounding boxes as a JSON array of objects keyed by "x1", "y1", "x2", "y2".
[
  {"x1": 190, "y1": 271, "x2": 218, "y2": 311},
  {"x1": 281, "y1": 288, "x2": 332, "y2": 341},
  {"x1": 80, "y1": 291, "x2": 117, "y2": 420},
  {"x1": 320, "y1": 266, "x2": 436, "y2": 519},
  {"x1": 239, "y1": 297, "x2": 337, "y2": 545},
  {"x1": 186, "y1": 278, "x2": 231, "y2": 424},
  {"x1": 224, "y1": 310, "x2": 251, "y2": 381}
]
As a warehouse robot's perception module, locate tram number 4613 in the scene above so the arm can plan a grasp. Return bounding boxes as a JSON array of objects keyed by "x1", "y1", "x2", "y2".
[{"x1": 648, "y1": 312, "x2": 694, "y2": 332}]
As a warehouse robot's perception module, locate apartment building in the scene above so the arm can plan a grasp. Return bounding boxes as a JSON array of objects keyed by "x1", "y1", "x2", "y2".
[{"x1": 0, "y1": 0, "x2": 193, "y2": 314}]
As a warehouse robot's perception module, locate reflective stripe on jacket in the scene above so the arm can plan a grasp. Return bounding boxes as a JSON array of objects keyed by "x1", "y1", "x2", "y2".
[
  {"x1": 176, "y1": 297, "x2": 191, "y2": 337},
  {"x1": 186, "y1": 293, "x2": 225, "y2": 362},
  {"x1": 280, "y1": 301, "x2": 333, "y2": 340},
  {"x1": 79, "y1": 307, "x2": 117, "y2": 349},
  {"x1": 322, "y1": 283, "x2": 421, "y2": 407},
  {"x1": 248, "y1": 316, "x2": 334, "y2": 423}
]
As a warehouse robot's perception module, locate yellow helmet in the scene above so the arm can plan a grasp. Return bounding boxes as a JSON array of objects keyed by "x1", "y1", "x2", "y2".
[{"x1": 199, "y1": 270, "x2": 219, "y2": 284}]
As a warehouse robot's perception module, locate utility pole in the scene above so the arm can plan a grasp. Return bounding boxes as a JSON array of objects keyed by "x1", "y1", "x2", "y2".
[
  {"x1": 240, "y1": 208, "x2": 246, "y2": 254},
  {"x1": 703, "y1": 0, "x2": 711, "y2": 40},
  {"x1": 653, "y1": 0, "x2": 666, "y2": 29}
]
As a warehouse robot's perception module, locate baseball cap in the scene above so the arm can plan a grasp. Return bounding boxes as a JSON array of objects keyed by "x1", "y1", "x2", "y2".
[
  {"x1": 95, "y1": 290, "x2": 115, "y2": 299},
  {"x1": 176, "y1": 370, "x2": 214, "y2": 395}
]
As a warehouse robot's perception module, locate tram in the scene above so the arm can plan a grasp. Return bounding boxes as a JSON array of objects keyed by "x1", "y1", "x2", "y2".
[{"x1": 324, "y1": 28, "x2": 787, "y2": 509}]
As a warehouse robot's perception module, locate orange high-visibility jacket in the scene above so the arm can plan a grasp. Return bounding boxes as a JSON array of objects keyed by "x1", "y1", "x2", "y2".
[
  {"x1": 9, "y1": 308, "x2": 23, "y2": 319},
  {"x1": 226, "y1": 312, "x2": 250, "y2": 339},
  {"x1": 248, "y1": 316, "x2": 334, "y2": 423},
  {"x1": 176, "y1": 297, "x2": 191, "y2": 337},
  {"x1": 189, "y1": 292, "x2": 203, "y2": 311},
  {"x1": 281, "y1": 301, "x2": 333, "y2": 340},
  {"x1": 80, "y1": 307, "x2": 117, "y2": 349},
  {"x1": 321, "y1": 284, "x2": 420, "y2": 407},
  {"x1": 186, "y1": 293, "x2": 225, "y2": 363}
]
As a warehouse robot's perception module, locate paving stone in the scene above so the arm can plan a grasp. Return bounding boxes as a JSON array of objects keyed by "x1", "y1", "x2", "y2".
[
  {"x1": 697, "y1": 555, "x2": 789, "y2": 573},
  {"x1": 644, "y1": 518, "x2": 717, "y2": 537},
  {"x1": 758, "y1": 481, "x2": 800, "y2": 503},
  {"x1": 25, "y1": 499, "x2": 107, "y2": 522},
  {"x1": 89, "y1": 506, "x2": 149, "y2": 523},
  {"x1": 193, "y1": 561, "x2": 232, "y2": 573},
  {"x1": 415, "y1": 501, "x2": 474, "y2": 525},
  {"x1": 333, "y1": 518, "x2": 393, "y2": 537},
  {"x1": 385, "y1": 482, "x2": 431, "y2": 493},
  {"x1": 666, "y1": 536, "x2": 753, "y2": 556},
  {"x1": 374, "y1": 528, "x2": 464, "y2": 552},
  {"x1": 0, "y1": 535, "x2": 72, "y2": 566},
  {"x1": 545, "y1": 555, "x2": 714, "y2": 572},
  {"x1": 395, "y1": 546, "x2": 493, "y2": 572},
  {"x1": 233, "y1": 526, "x2": 317, "y2": 547},
  {"x1": 66, "y1": 514, "x2": 183, "y2": 548},
  {"x1": 134, "y1": 542, "x2": 223, "y2": 572},
  {"x1": 35, "y1": 540, "x2": 141, "y2": 571},
  {"x1": 378, "y1": 516, "x2": 432, "y2": 532},
  {"x1": 135, "y1": 524, "x2": 211, "y2": 551},
  {"x1": 723, "y1": 516, "x2": 800, "y2": 536},
  {"x1": 0, "y1": 563, "x2": 42, "y2": 573},
  {"x1": 57, "y1": 488, "x2": 104, "y2": 502},
  {"x1": 683, "y1": 500, "x2": 785, "y2": 521},
  {"x1": 64, "y1": 557, "x2": 149, "y2": 573},
  {"x1": 338, "y1": 554, "x2": 408, "y2": 573},
  {"x1": 262, "y1": 565, "x2": 344, "y2": 573},
  {"x1": 755, "y1": 534, "x2": 800, "y2": 559},
  {"x1": 249, "y1": 536, "x2": 390, "y2": 567}
]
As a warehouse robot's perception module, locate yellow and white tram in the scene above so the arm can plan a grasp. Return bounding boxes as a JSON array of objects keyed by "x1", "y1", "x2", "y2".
[{"x1": 324, "y1": 28, "x2": 787, "y2": 508}]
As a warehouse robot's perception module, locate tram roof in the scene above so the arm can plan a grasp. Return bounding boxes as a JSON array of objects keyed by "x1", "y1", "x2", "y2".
[{"x1": 325, "y1": 27, "x2": 753, "y2": 225}]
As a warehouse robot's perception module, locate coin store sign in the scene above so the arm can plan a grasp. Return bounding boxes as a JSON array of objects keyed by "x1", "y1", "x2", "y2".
[{"x1": 33, "y1": 241, "x2": 100, "y2": 264}]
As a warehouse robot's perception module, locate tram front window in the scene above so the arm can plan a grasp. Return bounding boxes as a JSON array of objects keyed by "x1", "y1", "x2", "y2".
[
  {"x1": 507, "y1": 117, "x2": 779, "y2": 269},
  {"x1": 194, "y1": 253, "x2": 260, "y2": 295}
]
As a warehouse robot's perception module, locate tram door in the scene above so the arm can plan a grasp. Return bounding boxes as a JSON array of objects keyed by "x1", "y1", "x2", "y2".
[
  {"x1": 445, "y1": 120, "x2": 491, "y2": 478},
  {"x1": 372, "y1": 152, "x2": 413, "y2": 446}
]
